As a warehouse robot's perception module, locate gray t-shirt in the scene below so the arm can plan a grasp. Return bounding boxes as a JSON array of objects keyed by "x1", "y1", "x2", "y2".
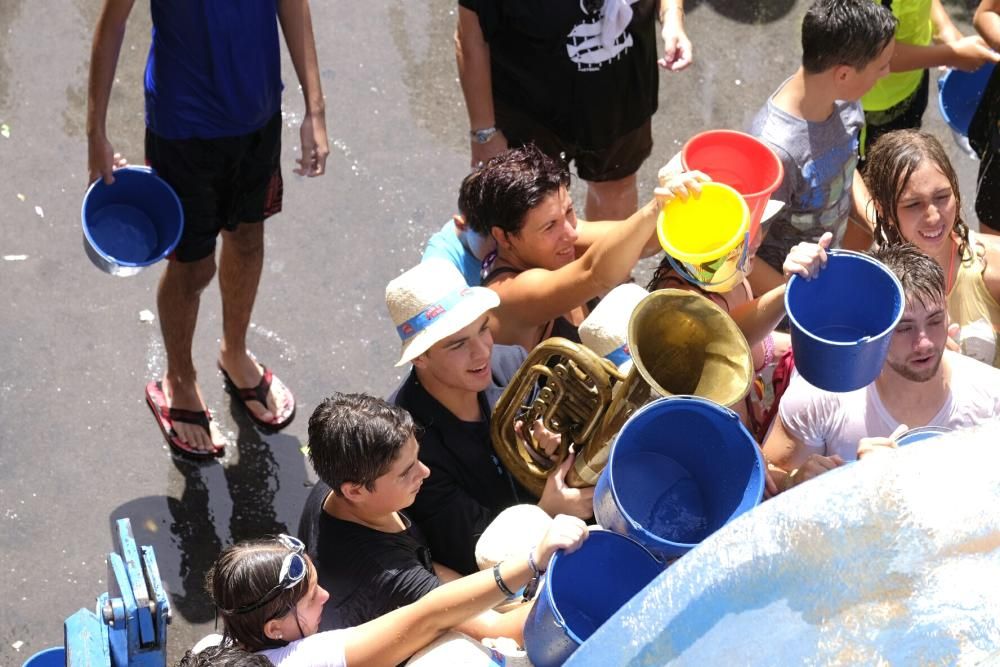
[{"x1": 749, "y1": 87, "x2": 865, "y2": 272}]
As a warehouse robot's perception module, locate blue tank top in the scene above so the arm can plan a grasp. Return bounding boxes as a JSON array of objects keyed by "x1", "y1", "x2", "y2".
[{"x1": 144, "y1": 0, "x2": 283, "y2": 139}]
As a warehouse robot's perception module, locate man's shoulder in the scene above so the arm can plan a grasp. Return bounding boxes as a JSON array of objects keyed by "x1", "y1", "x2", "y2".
[{"x1": 949, "y1": 351, "x2": 1000, "y2": 396}]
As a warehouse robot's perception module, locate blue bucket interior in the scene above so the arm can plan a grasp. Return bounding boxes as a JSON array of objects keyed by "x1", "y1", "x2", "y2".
[
  {"x1": 550, "y1": 532, "x2": 661, "y2": 643},
  {"x1": 938, "y1": 64, "x2": 996, "y2": 136},
  {"x1": 787, "y1": 252, "x2": 901, "y2": 345},
  {"x1": 608, "y1": 397, "x2": 763, "y2": 552},
  {"x1": 22, "y1": 647, "x2": 64, "y2": 667},
  {"x1": 82, "y1": 167, "x2": 183, "y2": 267},
  {"x1": 897, "y1": 427, "x2": 951, "y2": 447}
]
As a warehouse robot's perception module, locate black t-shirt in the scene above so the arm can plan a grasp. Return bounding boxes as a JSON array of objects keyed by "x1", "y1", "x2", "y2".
[
  {"x1": 460, "y1": 0, "x2": 659, "y2": 149},
  {"x1": 389, "y1": 344, "x2": 535, "y2": 575},
  {"x1": 297, "y1": 482, "x2": 441, "y2": 631}
]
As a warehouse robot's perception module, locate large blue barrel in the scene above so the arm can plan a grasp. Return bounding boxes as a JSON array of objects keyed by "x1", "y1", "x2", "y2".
[
  {"x1": 81, "y1": 166, "x2": 184, "y2": 276},
  {"x1": 593, "y1": 396, "x2": 764, "y2": 561},
  {"x1": 785, "y1": 250, "x2": 904, "y2": 392},
  {"x1": 524, "y1": 530, "x2": 662, "y2": 667}
]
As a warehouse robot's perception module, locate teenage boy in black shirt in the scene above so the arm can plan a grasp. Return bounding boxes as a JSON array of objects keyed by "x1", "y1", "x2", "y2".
[{"x1": 386, "y1": 260, "x2": 594, "y2": 575}]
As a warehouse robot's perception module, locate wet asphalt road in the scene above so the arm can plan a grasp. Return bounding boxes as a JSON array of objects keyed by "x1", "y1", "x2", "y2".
[{"x1": 0, "y1": 0, "x2": 983, "y2": 662}]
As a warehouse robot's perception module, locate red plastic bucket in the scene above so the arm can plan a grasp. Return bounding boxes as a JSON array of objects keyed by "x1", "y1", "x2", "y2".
[{"x1": 681, "y1": 130, "x2": 783, "y2": 246}]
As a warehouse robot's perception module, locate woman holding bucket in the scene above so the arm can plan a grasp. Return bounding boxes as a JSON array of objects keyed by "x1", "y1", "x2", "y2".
[
  {"x1": 199, "y1": 519, "x2": 586, "y2": 666},
  {"x1": 463, "y1": 145, "x2": 707, "y2": 352},
  {"x1": 865, "y1": 129, "x2": 1000, "y2": 368}
]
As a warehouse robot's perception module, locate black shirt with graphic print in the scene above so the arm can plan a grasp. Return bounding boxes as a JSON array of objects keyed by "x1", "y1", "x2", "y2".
[{"x1": 460, "y1": 0, "x2": 659, "y2": 149}]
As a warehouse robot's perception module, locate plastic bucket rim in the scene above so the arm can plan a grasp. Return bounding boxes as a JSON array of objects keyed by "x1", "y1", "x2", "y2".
[
  {"x1": 681, "y1": 129, "x2": 785, "y2": 199},
  {"x1": 22, "y1": 646, "x2": 65, "y2": 666},
  {"x1": 80, "y1": 165, "x2": 184, "y2": 269},
  {"x1": 657, "y1": 182, "x2": 750, "y2": 264},
  {"x1": 541, "y1": 530, "x2": 660, "y2": 646},
  {"x1": 604, "y1": 395, "x2": 765, "y2": 550},
  {"x1": 936, "y1": 64, "x2": 996, "y2": 137},
  {"x1": 784, "y1": 249, "x2": 905, "y2": 348}
]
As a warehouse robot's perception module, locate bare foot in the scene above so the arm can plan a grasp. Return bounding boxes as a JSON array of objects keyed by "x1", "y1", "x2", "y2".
[
  {"x1": 161, "y1": 376, "x2": 228, "y2": 453},
  {"x1": 218, "y1": 351, "x2": 294, "y2": 425}
]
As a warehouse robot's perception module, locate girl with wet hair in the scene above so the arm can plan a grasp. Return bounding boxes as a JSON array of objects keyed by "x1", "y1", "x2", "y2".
[
  {"x1": 206, "y1": 518, "x2": 587, "y2": 667},
  {"x1": 864, "y1": 129, "x2": 1000, "y2": 368}
]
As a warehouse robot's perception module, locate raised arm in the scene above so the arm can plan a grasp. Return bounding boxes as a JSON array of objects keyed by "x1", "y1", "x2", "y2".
[
  {"x1": 277, "y1": 0, "x2": 329, "y2": 176},
  {"x1": 456, "y1": 6, "x2": 508, "y2": 167},
  {"x1": 86, "y1": 0, "x2": 136, "y2": 185},
  {"x1": 343, "y1": 516, "x2": 588, "y2": 667},
  {"x1": 492, "y1": 172, "x2": 706, "y2": 329},
  {"x1": 975, "y1": 0, "x2": 1000, "y2": 51}
]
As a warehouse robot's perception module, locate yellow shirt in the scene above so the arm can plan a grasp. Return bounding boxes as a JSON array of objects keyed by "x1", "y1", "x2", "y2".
[
  {"x1": 948, "y1": 231, "x2": 1000, "y2": 368},
  {"x1": 861, "y1": 0, "x2": 933, "y2": 112}
]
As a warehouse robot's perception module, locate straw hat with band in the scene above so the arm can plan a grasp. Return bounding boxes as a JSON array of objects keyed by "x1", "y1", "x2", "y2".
[
  {"x1": 386, "y1": 259, "x2": 500, "y2": 367},
  {"x1": 578, "y1": 283, "x2": 649, "y2": 370}
]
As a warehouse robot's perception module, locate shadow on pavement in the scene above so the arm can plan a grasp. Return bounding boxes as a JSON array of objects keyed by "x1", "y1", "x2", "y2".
[
  {"x1": 689, "y1": 0, "x2": 796, "y2": 24},
  {"x1": 109, "y1": 400, "x2": 307, "y2": 626}
]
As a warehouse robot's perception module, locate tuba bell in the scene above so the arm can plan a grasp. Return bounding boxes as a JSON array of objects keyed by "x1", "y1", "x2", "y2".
[{"x1": 491, "y1": 289, "x2": 754, "y2": 498}]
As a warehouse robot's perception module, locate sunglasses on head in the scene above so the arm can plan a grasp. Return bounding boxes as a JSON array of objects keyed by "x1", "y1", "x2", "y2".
[{"x1": 230, "y1": 535, "x2": 308, "y2": 615}]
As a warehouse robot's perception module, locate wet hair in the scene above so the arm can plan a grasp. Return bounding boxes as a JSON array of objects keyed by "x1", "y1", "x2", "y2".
[
  {"x1": 868, "y1": 243, "x2": 945, "y2": 311},
  {"x1": 864, "y1": 129, "x2": 972, "y2": 262},
  {"x1": 206, "y1": 539, "x2": 311, "y2": 652},
  {"x1": 307, "y1": 393, "x2": 415, "y2": 496},
  {"x1": 177, "y1": 645, "x2": 273, "y2": 667},
  {"x1": 462, "y1": 144, "x2": 571, "y2": 237},
  {"x1": 801, "y1": 0, "x2": 897, "y2": 74}
]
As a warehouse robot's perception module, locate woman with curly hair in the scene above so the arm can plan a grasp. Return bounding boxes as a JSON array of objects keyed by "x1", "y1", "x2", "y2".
[{"x1": 865, "y1": 129, "x2": 1000, "y2": 368}]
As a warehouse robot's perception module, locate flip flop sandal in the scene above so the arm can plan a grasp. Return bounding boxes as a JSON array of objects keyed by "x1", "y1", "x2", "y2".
[
  {"x1": 217, "y1": 362, "x2": 296, "y2": 432},
  {"x1": 145, "y1": 380, "x2": 226, "y2": 459}
]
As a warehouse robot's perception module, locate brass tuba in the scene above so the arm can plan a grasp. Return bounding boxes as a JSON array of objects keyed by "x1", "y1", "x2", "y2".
[{"x1": 491, "y1": 289, "x2": 754, "y2": 497}]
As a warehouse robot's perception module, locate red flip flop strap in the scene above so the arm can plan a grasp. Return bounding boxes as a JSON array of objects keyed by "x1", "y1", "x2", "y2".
[{"x1": 237, "y1": 367, "x2": 273, "y2": 406}]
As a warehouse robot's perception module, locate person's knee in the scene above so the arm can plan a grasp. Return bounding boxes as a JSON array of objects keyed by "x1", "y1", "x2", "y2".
[
  {"x1": 224, "y1": 222, "x2": 265, "y2": 256},
  {"x1": 164, "y1": 254, "x2": 217, "y2": 295}
]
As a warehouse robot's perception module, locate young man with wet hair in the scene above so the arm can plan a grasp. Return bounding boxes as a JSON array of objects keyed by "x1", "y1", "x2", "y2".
[
  {"x1": 763, "y1": 244, "x2": 1000, "y2": 493},
  {"x1": 748, "y1": 0, "x2": 898, "y2": 295},
  {"x1": 298, "y1": 392, "x2": 531, "y2": 642}
]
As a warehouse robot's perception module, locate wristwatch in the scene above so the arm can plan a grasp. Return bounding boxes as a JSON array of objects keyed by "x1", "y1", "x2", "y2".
[{"x1": 470, "y1": 127, "x2": 500, "y2": 144}]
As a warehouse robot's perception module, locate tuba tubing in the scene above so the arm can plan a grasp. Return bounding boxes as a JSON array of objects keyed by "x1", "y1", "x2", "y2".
[{"x1": 491, "y1": 289, "x2": 754, "y2": 499}]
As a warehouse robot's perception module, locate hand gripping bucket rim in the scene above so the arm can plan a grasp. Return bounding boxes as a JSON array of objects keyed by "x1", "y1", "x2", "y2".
[
  {"x1": 657, "y1": 182, "x2": 750, "y2": 293},
  {"x1": 81, "y1": 165, "x2": 185, "y2": 275},
  {"x1": 525, "y1": 529, "x2": 662, "y2": 667},
  {"x1": 784, "y1": 249, "x2": 905, "y2": 392},
  {"x1": 595, "y1": 395, "x2": 765, "y2": 559},
  {"x1": 784, "y1": 249, "x2": 904, "y2": 348}
]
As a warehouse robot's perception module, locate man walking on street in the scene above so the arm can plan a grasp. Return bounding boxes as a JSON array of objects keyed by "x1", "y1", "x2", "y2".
[{"x1": 86, "y1": 0, "x2": 329, "y2": 456}]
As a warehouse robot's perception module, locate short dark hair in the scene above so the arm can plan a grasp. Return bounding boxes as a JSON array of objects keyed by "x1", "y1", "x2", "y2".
[
  {"x1": 801, "y1": 0, "x2": 897, "y2": 74},
  {"x1": 864, "y1": 129, "x2": 972, "y2": 262},
  {"x1": 868, "y1": 243, "x2": 945, "y2": 311},
  {"x1": 463, "y1": 144, "x2": 571, "y2": 237},
  {"x1": 178, "y1": 645, "x2": 273, "y2": 667},
  {"x1": 307, "y1": 393, "x2": 415, "y2": 495}
]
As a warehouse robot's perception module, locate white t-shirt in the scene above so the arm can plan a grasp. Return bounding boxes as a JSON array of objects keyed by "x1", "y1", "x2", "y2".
[
  {"x1": 259, "y1": 630, "x2": 348, "y2": 667},
  {"x1": 779, "y1": 351, "x2": 1000, "y2": 461}
]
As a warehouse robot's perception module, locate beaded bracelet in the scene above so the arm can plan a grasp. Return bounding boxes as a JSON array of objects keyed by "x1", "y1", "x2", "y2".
[{"x1": 493, "y1": 562, "x2": 516, "y2": 597}]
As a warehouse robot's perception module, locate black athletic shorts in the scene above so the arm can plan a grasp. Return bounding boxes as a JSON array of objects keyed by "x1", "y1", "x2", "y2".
[
  {"x1": 145, "y1": 112, "x2": 283, "y2": 262},
  {"x1": 495, "y1": 99, "x2": 653, "y2": 183}
]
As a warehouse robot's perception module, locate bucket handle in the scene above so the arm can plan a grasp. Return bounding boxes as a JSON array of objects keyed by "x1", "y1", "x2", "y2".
[{"x1": 664, "y1": 231, "x2": 750, "y2": 291}]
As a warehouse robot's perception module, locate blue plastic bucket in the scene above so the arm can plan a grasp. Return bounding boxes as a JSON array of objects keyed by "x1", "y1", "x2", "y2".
[
  {"x1": 938, "y1": 64, "x2": 996, "y2": 137},
  {"x1": 524, "y1": 530, "x2": 662, "y2": 667},
  {"x1": 897, "y1": 426, "x2": 952, "y2": 447},
  {"x1": 81, "y1": 166, "x2": 184, "y2": 276},
  {"x1": 593, "y1": 396, "x2": 764, "y2": 561},
  {"x1": 785, "y1": 250, "x2": 904, "y2": 392},
  {"x1": 22, "y1": 647, "x2": 64, "y2": 667}
]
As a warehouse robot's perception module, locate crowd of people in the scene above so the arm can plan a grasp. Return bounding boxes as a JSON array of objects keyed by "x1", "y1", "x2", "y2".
[{"x1": 85, "y1": 0, "x2": 1000, "y2": 665}]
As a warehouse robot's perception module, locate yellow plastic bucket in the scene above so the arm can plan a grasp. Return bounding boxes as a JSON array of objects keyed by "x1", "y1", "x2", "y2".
[{"x1": 657, "y1": 182, "x2": 750, "y2": 293}]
